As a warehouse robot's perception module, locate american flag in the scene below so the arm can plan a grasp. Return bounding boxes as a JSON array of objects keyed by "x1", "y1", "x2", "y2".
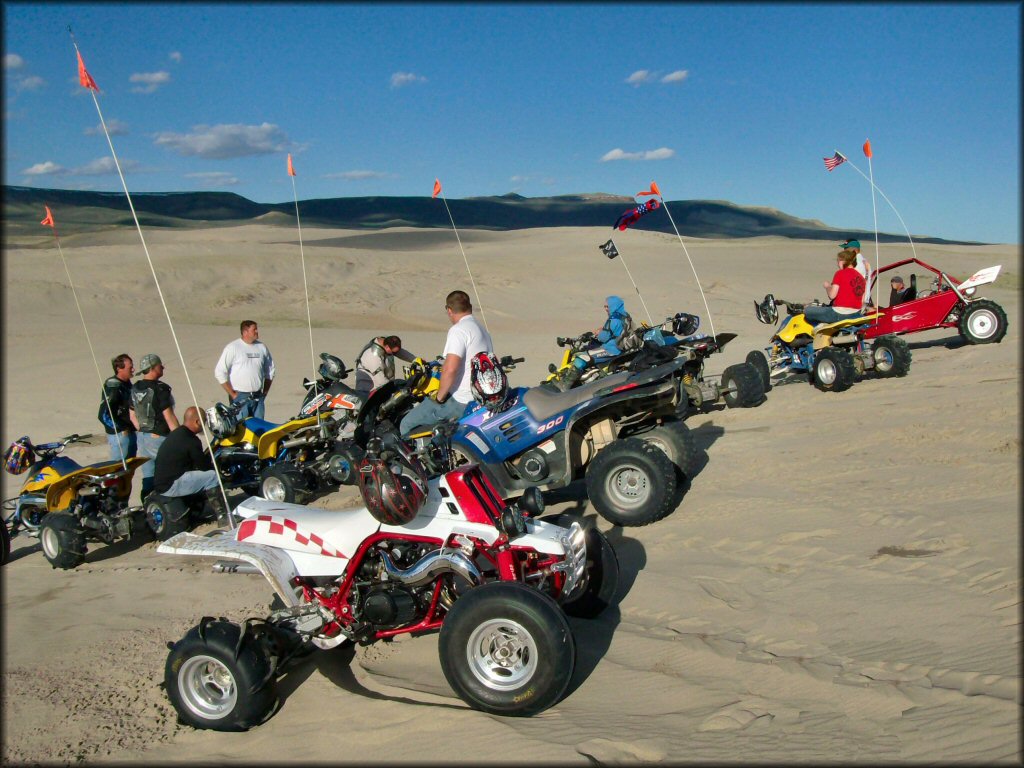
[{"x1": 823, "y1": 151, "x2": 847, "y2": 172}]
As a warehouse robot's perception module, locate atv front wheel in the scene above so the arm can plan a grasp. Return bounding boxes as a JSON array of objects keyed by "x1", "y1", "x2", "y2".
[
  {"x1": 545, "y1": 514, "x2": 619, "y2": 619},
  {"x1": 165, "y1": 619, "x2": 278, "y2": 731},
  {"x1": 745, "y1": 350, "x2": 772, "y2": 393},
  {"x1": 39, "y1": 512, "x2": 86, "y2": 569},
  {"x1": 958, "y1": 299, "x2": 1008, "y2": 344},
  {"x1": 871, "y1": 335, "x2": 912, "y2": 378},
  {"x1": 439, "y1": 581, "x2": 575, "y2": 716},
  {"x1": 813, "y1": 347, "x2": 856, "y2": 392},
  {"x1": 260, "y1": 465, "x2": 309, "y2": 503},
  {"x1": 639, "y1": 420, "x2": 699, "y2": 478},
  {"x1": 721, "y1": 363, "x2": 765, "y2": 407},
  {"x1": 585, "y1": 438, "x2": 677, "y2": 526}
]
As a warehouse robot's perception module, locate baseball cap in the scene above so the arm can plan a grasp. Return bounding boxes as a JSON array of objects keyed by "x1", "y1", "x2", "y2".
[
  {"x1": 890, "y1": 275, "x2": 904, "y2": 284},
  {"x1": 840, "y1": 239, "x2": 861, "y2": 249},
  {"x1": 138, "y1": 353, "x2": 163, "y2": 374}
]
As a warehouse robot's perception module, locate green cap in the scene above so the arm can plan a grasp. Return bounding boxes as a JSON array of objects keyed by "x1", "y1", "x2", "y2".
[
  {"x1": 137, "y1": 353, "x2": 162, "y2": 374},
  {"x1": 840, "y1": 239, "x2": 861, "y2": 250}
]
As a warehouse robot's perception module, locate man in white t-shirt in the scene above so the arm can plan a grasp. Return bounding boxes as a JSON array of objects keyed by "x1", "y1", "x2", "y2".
[
  {"x1": 839, "y1": 239, "x2": 873, "y2": 310},
  {"x1": 399, "y1": 290, "x2": 493, "y2": 436},
  {"x1": 214, "y1": 320, "x2": 276, "y2": 420}
]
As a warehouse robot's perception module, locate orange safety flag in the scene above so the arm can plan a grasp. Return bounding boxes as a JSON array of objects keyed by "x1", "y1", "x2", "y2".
[
  {"x1": 636, "y1": 181, "x2": 662, "y2": 198},
  {"x1": 862, "y1": 139, "x2": 873, "y2": 158},
  {"x1": 40, "y1": 206, "x2": 55, "y2": 228},
  {"x1": 432, "y1": 178, "x2": 442, "y2": 199},
  {"x1": 77, "y1": 50, "x2": 99, "y2": 91},
  {"x1": 287, "y1": 154, "x2": 296, "y2": 177}
]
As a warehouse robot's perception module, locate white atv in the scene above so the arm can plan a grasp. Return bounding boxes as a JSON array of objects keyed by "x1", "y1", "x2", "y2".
[{"x1": 158, "y1": 446, "x2": 618, "y2": 730}]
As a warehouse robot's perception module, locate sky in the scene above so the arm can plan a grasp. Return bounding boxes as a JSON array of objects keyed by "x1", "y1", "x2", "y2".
[{"x1": 3, "y1": 2, "x2": 1020, "y2": 244}]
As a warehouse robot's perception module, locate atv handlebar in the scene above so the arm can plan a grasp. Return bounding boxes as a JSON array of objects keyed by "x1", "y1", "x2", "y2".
[{"x1": 500, "y1": 355, "x2": 524, "y2": 368}]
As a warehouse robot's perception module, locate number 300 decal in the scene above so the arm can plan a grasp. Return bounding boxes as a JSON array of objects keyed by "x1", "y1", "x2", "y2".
[{"x1": 537, "y1": 415, "x2": 564, "y2": 434}]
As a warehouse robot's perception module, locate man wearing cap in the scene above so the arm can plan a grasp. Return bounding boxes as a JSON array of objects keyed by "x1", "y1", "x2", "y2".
[
  {"x1": 888, "y1": 275, "x2": 914, "y2": 306},
  {"x1": 130, "y1": 353, "x2": 178, "y2": 502},
  {"x1": 839, "y1": 239, "x2": 873, "y2": 309},
  {"x1": 215, "y1": 320, "x2": 275, "y2": 421}
]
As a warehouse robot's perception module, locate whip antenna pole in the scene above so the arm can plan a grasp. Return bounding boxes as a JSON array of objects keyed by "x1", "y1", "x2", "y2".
[
  {"x1": 288, "y1": 155, "x2": 321, "y2": 424},
  {"x1": 70, "y1": 29, "x2": 233, "y2": 524},
  {"x1": 862, "y1": 140, "x2": 882, "y2": 316},
  {"x1": 43, "y1": 208, "x2": 127, "y2": 471},
  {"x1": 601, "y1": 239, "x2": 653, "y2": 325},
  {"x1": 835, "y1": 149, "x2": 919, "y2": 260},
  {"x1": 434, "y1": 180, "x2": 489, "y2": 332},
  {"x1": 658, "y1": 194, "x2": 717, "y2": 340}
]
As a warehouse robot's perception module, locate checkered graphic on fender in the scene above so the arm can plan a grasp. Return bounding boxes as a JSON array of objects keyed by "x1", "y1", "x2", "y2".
[{"x1": 237, "y1": 514, "x2": 346, "y2": 558}]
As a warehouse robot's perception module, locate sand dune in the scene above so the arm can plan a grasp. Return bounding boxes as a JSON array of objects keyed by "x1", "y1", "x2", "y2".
[{"x1": 1, "y1": 224, "x2": 1019, "y2": 763}]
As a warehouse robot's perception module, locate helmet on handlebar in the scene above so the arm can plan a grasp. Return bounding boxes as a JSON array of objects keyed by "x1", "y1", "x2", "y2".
[
  {"x1": 4, "y1": 437, "x2": 34, "y2": 475},
  {"x1": 754, "y1": 294, "x2": 779, "y2": 325},
  {"x1": 205, "y1": 403, "x2": 238, "y2": 440},
  {"x1": 318, "y1": 353, "x2": 346, "y2": 381},
  {"x1": 470, "y1": 352, "x2": 508, "y2": 412},
  {"x1": 671, "y1": 312, "x2": 700, "y2": 337},
  {"x1": 357, "y1": 440, "x2": 429, "y2": 525}
]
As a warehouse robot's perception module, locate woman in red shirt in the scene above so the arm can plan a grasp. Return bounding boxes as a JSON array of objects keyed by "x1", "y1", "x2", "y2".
[{"x1": 803, "y1": 250, "x2": 866, "y2": 324}]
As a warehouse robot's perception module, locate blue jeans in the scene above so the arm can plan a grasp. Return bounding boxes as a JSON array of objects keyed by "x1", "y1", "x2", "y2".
[
  {"x1": 163, "y1": 470, "x2": 219, "y2": 497},
  {"x1": 400, "y1": 397, "x2": 468, "y2": 437},
  {"x1": 232, "y1": 391, "x2": 265, "y2": 420},
  {"x1": 137, "y1": 432, "x2": 166, "y2": 499},
  {"x1": 803, "y1": 305, "x2": 859, "y2": 325},
  {"x1": 107, "y1": 431, "x2": 137, "y2": 462}
]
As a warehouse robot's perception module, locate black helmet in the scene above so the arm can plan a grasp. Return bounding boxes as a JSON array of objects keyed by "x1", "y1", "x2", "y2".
[
  {"x1": 470, "y1": 352, "x2": 508, "y2": 412},
  {"x1": 318, "y1": 353, "x2": 346, "y2": 381},
  {"x1": 357, "y1": 439, "x2": 429, "y2": 526},
  {"x1": 755, "y1": 294, "x2": 779, "y2": 325},
  {"x1": 671, "y1": 312, "x2": 700, "y2": 337}
]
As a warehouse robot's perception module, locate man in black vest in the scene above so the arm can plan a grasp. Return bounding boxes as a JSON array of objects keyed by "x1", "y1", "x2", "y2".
[
  {"x1": 99, "y1": 353, "x2": 137, "y2": 462},
  {"x1": 130, "y1": 353, "x2": 178, "y2": 502}
]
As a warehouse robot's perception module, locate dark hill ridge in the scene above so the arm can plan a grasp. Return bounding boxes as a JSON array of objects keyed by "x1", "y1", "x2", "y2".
[{"x1": 2, "y1": 185, "x2": 979, "y2": 245}]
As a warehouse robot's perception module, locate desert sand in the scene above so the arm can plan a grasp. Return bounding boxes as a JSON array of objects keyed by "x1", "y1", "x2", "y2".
[{"x1": 2, "y1": 223, "x2": 1019, "y2": 763}]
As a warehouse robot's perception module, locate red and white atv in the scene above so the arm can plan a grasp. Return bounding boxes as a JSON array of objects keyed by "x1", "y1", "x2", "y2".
[{"x1": 158, "y1": 452, "x2": 617, "y2": 730}]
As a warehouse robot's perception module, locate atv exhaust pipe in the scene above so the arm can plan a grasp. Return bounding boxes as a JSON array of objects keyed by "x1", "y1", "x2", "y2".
[{"x1": 379, "y1": 549, "x2": 482, "y2": 588}]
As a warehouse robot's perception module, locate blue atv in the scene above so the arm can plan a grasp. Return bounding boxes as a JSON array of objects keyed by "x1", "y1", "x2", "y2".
[{"x1": 354, "y1": 356, "x2": 699, "y2": 527}]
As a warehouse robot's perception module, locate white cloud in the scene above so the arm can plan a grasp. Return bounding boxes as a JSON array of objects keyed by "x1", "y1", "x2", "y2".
[
  {"x1": 84, "y1": 118, "x2": 129, "y2": 136},
  {"x1": 600, "y1": 147, "x2": 676, "y2": 162},
  {"x1": 169, "y1": 51, "x2": 182, "y2": 63},
  {"x1": 153, "y1": 123, "x2": 290, "y2": 159},
  {"x1": 130, "y1": 71, "x2": 171, "y2": 93},
  {"x1": 14, "y1": 75, "x2": 45, "y2": 92},
  {"x1": 322, "y1": 170, "x2": 389, "y2": 180},
  {"x1": 661, "y1": 69, "x2": 689, "y2": 83},
  {"x1": 4, "y1": 53, "x2": 25, "y2": 70},
  {"x1": 390, "y1": 71, "x2": 427, "y2": 88},
  {"x1": 185, "y1": 171, "x2": 240, "y2": 186},
  {"x1": 626, "y1": 70, "x2": 654, "y2": 86},
  {"x1": 22, "y1": 161, "x2": 65, "y2": 176}
]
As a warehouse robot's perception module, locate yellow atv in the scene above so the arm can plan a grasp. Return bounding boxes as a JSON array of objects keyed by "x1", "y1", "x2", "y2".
[{"x1": 2, "y1": 433, "x2": 148, "y2": 569}]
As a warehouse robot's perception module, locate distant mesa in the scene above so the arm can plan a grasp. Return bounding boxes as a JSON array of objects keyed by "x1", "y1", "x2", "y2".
[{"x1": 2, "y1": 185, "x2": 977, "y2": 245}]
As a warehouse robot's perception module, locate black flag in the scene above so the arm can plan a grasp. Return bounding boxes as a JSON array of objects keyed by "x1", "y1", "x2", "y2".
[{"x1": 599, "y1": 239, "x2": 619, "y2": 260}]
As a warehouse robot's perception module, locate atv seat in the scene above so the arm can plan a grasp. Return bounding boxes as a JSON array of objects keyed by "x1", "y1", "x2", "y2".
[
  {"x1": 523, "y1": 371, "x2": 631, "y2": 423},
  {"x1": 242, "y1": 418, "x2": 281, "y2": 436}
]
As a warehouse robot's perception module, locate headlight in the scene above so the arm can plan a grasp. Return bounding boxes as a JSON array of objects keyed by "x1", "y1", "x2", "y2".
[{"x1": 963, "y1": 286, "x2": 976, "y2": 296}]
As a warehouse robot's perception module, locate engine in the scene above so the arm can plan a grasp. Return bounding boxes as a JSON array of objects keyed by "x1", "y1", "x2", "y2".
[{"x1": 361, "y1": 586, "x2": 418, "y2": 628}]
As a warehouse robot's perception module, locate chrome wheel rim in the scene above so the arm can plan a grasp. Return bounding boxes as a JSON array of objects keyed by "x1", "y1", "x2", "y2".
[
  {"x1": 874, "y1": 347, "x2": 895, "y2": 373},
  {"x1": 968, "y1": 310, "x2": 997, "y2": 339},
  {"x1": 178, "y1": 655, "x2": 237, "y2": 720},
  {"x1": 465, "y1": 618, "x2": 537, "y2": 691},
  {"x1": 40, "y1": 525, "x2": 60, "y2": 559},
  {"x1": 816, "y1": 358, "x2": 837, "y2": 385},
  {"x1": 605, "y1": 464, "x2": 651, "y2": 508},
  {"x1": 262, "y1": 476, "x2": 286, "y2": 501}
]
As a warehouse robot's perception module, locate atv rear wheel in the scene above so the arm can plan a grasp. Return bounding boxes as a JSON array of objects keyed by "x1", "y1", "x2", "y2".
[
  {"x1": 585, "y1": 438, "x2": 677, "y2": 526},
  {"x1": 958, "y1": 299, "x2": 1007, "y2": 344},
  {"x1": 39, "y1": 512, "x2": 86, "y2": 569},
  {"x1": 721, "y1": 363, "x2": 765, "y2": 407},
  {"x1": 260, "y1": 465, "x2": 309, "y2": 503},
  {"x1": 146, "y1": 495, "x2": 191, "y2": 541},
  {"x1": 639, "y1": 420, "x2": 699, "y2": 478},
  {"x1": 813, "y1": 347, "x2": 856, "y2": 392},
  {"x1": 871, "y1": 335, "x2": 912, "y2": 378},
  {"x1": 439, "y1": 581, "x2": 575, "y2": 716},
  {"x1": 545, "y1": 514, "x2": 619, "y2": 619},
  {"x1": 745, "y1": 350, "x2": 772, "y2": 393},
  {"x1": 165, "y1": 619, "x2": 278, "y2": 731}
]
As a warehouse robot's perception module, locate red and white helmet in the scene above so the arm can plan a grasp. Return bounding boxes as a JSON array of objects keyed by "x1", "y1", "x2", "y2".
[
  {"x1": 470, "y1": 352, "x2": 508, "y2": 412},
  {"x1": 357, "y1": 442, "x2": 429, "y2": 526}
]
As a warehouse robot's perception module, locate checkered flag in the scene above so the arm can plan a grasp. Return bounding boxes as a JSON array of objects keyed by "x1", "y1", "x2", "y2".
[{"x1": 599, "y1": 239, "x2": 619, "y2": 260}]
